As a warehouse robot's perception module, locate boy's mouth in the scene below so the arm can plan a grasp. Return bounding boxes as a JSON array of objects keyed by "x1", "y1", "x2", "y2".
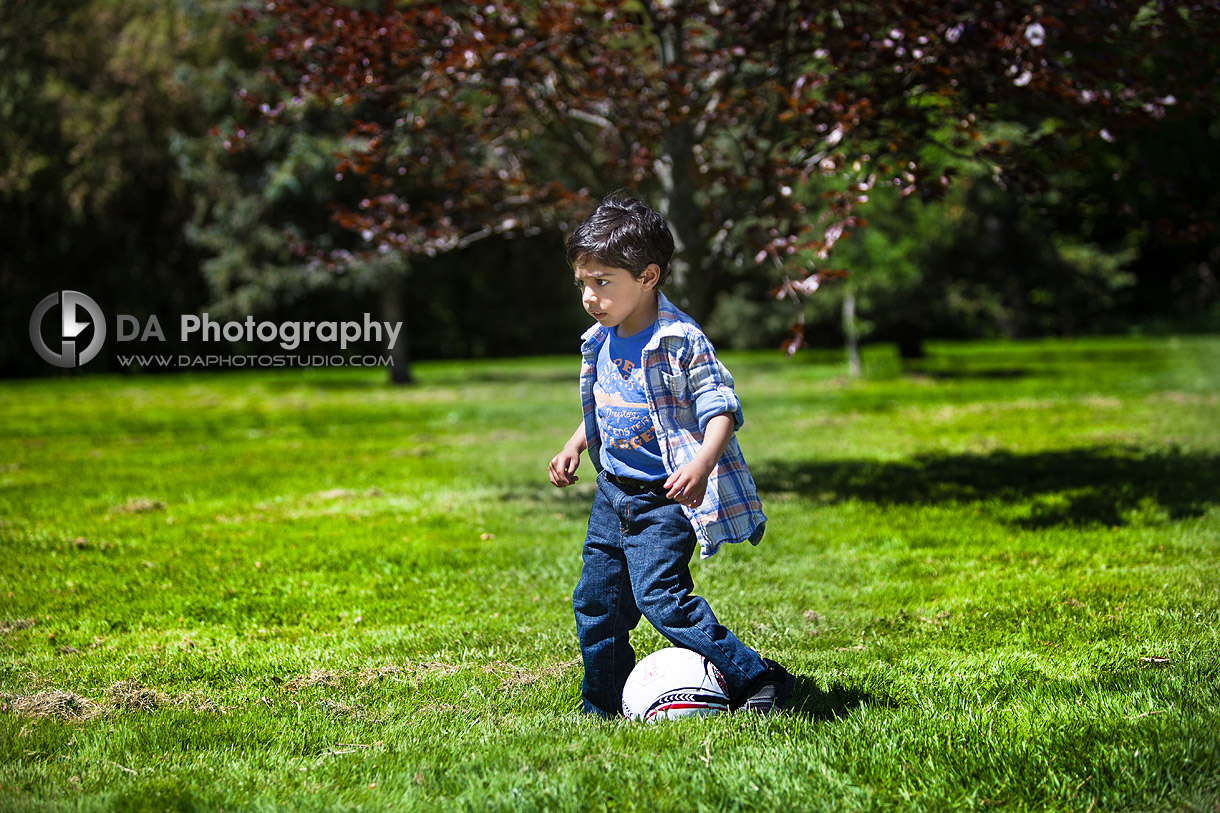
[{"x1": 590, "y1": 311, "x2": 607, "y2": 319}]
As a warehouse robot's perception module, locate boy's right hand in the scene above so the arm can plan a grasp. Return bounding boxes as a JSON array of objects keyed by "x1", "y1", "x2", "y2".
[{"x1": 548, "y1": 447, "x2": 582, "y2": 488}]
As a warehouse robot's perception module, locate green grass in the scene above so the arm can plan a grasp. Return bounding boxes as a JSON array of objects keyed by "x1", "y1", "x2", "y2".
[{"x1": 1, "y1": 335, "x2": 1218, "y2": 811}]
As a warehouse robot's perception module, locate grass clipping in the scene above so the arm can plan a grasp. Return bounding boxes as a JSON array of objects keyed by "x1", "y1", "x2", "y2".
[
  {"x1": 3, "y1": 681, "x2": 224, "y2": 721},
  {"x1": 4, "y1": 690, "x2": 96, "y2": 720}
]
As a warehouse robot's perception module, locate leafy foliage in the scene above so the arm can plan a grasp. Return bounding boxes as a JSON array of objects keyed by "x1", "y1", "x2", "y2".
[
  {"x1": 237, "y1": 0, "x2": 1220, "y2": 333},
  {"x1": 2, "y1": 1, "x2": 1218, "y2": 377},
  {"x1": 0, "y1": 0, "x2": 214, "y2": 375},
  {"x1": 229, "y1": 2, "x2": 576, "y2": 261},
  {"x1": 791, "y1": 177, "x2": 1141, "y2": 357}
]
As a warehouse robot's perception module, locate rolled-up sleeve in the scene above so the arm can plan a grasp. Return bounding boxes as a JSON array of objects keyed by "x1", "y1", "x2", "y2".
[{"x1": 685, "y1": 334, "x2": 745, "y2": 433}]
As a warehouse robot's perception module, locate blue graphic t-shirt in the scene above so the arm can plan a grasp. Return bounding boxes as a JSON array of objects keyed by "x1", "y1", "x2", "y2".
[{"x1": 593, "y1": 321, "x2": 666, "y2": 481}]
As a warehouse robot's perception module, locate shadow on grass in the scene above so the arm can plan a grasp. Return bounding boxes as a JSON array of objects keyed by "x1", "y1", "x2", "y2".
[
  {"x1": 785, "y1": 676, "x2": 875, "y2": 721},
  {"x1": 909, "y1": 367, "x2": 1032, "y2": 381},
  {"x1": 754, "y1": 445, "x2": 1220, "y2": 528}
]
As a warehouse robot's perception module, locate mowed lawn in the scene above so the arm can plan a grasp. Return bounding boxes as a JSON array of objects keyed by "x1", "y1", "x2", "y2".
[{"x1": 1, "y1": 336, "x2": 1217, "y2": 811}]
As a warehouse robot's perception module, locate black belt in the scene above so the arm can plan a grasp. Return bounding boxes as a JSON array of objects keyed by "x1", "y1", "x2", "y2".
[{"x1": 603, "y1": 472, "x2": 667, "y2": 492}]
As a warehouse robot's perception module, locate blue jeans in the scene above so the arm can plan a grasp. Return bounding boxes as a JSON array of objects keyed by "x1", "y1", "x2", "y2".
[{"x1": 572, "y1": 471, "x2": 767, "y2": 717}]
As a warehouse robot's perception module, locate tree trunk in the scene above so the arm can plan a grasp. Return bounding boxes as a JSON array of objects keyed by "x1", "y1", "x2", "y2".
[
  {"x1": 842, "y1": 291, "x2": 862, "y2": 377},
  {"x1": 380, "y1": 273, "x2": 413, "y2": 384},
  {"x1": 650, "y1": 6, "x2": 712, "y2": 321},
  {"x1": 656, "y1": 125, "x2": 711, "y2": 320}
]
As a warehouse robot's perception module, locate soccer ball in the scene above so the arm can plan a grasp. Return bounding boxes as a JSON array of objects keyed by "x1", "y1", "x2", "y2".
[{"x1": 621, "y1": 647, "x2": 730, "y2": 721}]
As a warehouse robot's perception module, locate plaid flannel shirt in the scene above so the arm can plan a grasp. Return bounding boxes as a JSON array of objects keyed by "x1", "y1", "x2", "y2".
[{"x1": 580, "y1": 292, "x2": 767, "y2": 558}]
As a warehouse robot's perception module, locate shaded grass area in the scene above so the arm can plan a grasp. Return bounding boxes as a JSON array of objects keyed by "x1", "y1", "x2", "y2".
[
  {"x1": 754, "y1": 445, "x2": 1220, "y2": 527},
  {"x1": 0, "y1": 336, "x2": 1218, "y2": 811}
]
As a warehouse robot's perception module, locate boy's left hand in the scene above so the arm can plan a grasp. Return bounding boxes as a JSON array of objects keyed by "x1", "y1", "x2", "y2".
[{"x1": 665, "y1": 459, "x2": 713, "y2": 509}]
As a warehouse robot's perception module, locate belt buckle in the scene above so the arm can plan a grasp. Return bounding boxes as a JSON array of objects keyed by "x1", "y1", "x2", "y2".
[{"x1": 608, "y1": 472, "x2": 634, "y2": 488}]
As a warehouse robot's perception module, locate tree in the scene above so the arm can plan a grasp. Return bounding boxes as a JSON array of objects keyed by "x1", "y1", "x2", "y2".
[
  {"x1": 0, "y1": 0, "x2": 217, "y2": 376},
  {"x1": 236, "y1": 0, "x2": 1220, "y2": 361},
  {"x1": 799, "y1": 174, "x2": 1141, "y2": 360},
  {"x1": 178, "y1": 18, "x2": 424, "y2": 379},
  {"x1": 219, "y1": 2, "x2": 582, "y2": 381}
]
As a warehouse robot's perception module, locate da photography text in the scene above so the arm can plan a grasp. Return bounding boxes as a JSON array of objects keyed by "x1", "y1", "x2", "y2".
[
  {"x1": 124, "y1": 312, "x2": 402, "y2": 352},
  {"x1": 30, "y1": 290, "x2": 403, "y2": 370}
]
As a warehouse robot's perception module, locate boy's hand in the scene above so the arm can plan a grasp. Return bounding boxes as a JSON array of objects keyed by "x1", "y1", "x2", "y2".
[
  {"x1": 550, "y1": 423, "x2": 587, "y2": 488},
  {"x1": 549, "y1": 447, "x2": 582, "y2": 488},
  {"x1": 665, "y1": 413, "x2": 734, "y2": 509},
  {"x1": 665, "y1": 459, "x2": 713, "y2": 509}
]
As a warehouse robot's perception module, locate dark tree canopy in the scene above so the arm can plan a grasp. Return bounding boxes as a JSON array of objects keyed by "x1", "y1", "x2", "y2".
[{"x1": 228, "y1": 1, "x2": 1220, "y2": 346}]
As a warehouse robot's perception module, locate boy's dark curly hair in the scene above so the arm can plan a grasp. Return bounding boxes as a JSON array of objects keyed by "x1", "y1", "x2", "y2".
[{"x1": 565, "y1": 190, "x2": 675, "y2": 285}]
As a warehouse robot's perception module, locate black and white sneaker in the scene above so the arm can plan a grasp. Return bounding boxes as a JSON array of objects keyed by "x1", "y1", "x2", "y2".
[{"x1": 738, "y1": 659, "x2": 795, "y2": 714}]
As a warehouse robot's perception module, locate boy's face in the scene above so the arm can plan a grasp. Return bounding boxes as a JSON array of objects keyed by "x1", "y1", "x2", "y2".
[{"x1": 573, "y1": 258, "x2": 660, "y2": 337}]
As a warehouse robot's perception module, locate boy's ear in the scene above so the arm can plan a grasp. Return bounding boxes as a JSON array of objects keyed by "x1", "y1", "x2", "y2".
[{"x1": 640, "y1": 263, "x2": 661, "y2": 290}]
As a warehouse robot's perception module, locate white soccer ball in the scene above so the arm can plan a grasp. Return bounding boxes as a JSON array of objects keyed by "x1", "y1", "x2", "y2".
[{"x1": 621, "y1": 647, "x2": 730, "y2": 721}]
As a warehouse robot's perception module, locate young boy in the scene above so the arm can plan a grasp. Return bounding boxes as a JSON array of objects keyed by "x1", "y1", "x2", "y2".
[{"x1": 548, "y1": 190, "x2": 794, "y2": 718}]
